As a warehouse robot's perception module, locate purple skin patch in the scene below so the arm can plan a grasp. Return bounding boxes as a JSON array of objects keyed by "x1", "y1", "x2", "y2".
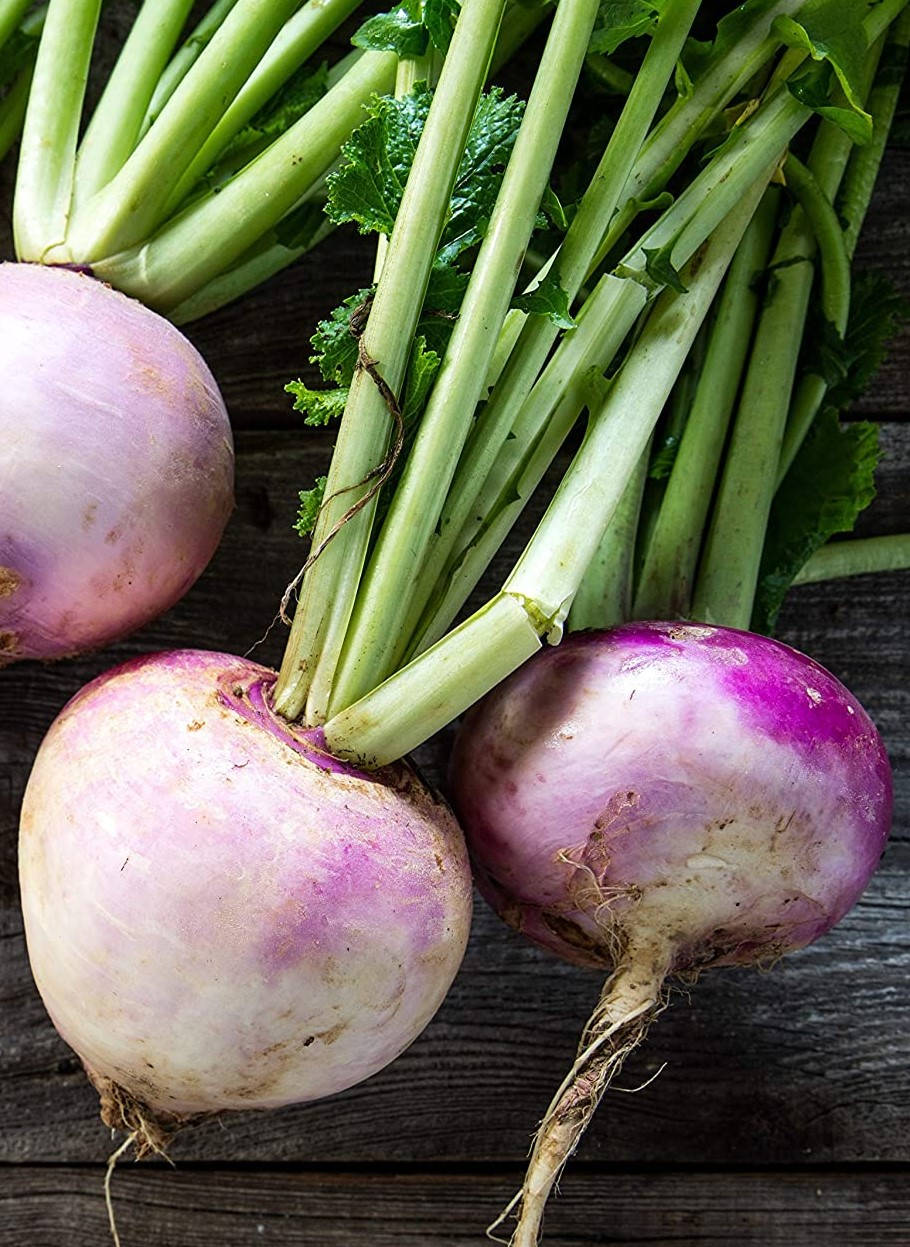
[
  {"x1": 451, "y1": 624, "x2": 892, "y2": 973},
  {"x1": 21, "y1": 649, "x2": 472, "y2": 1114}
]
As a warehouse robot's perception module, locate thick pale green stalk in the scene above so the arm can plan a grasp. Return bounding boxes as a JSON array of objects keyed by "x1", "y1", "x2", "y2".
[
  {"x1": 140, "y1": 0, "x2": 240, "y2": 132},
  {"x1": 840, "y1": 10, "x2": 910, "y2": 260},
  {"x1": 568, "y1": 445, "x2": 651, "y2": 631},
  {"x1": 65, "y1": 0, "x2": 302, "y2": 260},
  {"x1": 271, "y1": 0, "x2": 508, "y2": 725},
  {"x1": 71, "y1": 0, "x2": 196, "y2": 206},
  {"x1": 633, "y1": 190, "x2": 779, "y2": 620},
  {"x1": 327, "y1": 0, "x2": 600, "y2": 714},
  {"x1": 404, "y1": 87, "x2": 812, "y2": 654},
  {"x1": 325, "y1": 182, "x2": 770, "y2": 765},
  {"x1": 162, "y1": 0, "x2": 363, "y2": 212},
  {"x1": 168, "y1": 200, "x2": 333, "y2": 323},
  {"x1": 405, "y1": 0, "x2": 700, "y2": 631},
  {"x1": 13, "y1": 0, "x2": 100, "y2": 259},
  {"x1": 792, "y1": 535, "x2": 910, "y2": 584},
  {"x1": 92, "y1": 51, "x2": 396, "y2": 308}
]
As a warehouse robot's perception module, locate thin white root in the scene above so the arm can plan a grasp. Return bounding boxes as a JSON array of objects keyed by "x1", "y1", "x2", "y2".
[
  {"x1": 490, "y1": 955, "x2": 667, "y2": 1247},
  {"x1": 104, "y1": 1131, "x2": 138, "y2": 1247}
]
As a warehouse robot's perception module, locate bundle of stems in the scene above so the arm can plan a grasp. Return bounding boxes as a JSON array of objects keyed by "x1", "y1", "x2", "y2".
[
  {"x1": 7, "y1": 0, "x2": 543, "y2": 318},
  {"x1": 270, "y1": 0, "x2": 909, "y2": 767}
]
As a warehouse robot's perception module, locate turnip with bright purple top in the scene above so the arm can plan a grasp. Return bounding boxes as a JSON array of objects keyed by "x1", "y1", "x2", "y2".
[
  {"x1": 449, "y1": 624, "x2": 892, "y2": 1245},
  {"x1": 0, "y1": 265, "x2": 233, "y2": 663},
  {"x1": 19, "y1": 649, "x2": 471, "y2": 1145}
]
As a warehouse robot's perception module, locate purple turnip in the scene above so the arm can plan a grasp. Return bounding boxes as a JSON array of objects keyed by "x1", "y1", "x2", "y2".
[
  {"x1": 0, "y1": 264, "x2": 233, "y2": 663},
  {"x1": 19, "y1": 649, "x2": 471, "y2": 1150},
  {"x1": 450, "y1": 624, "x2": 892, "y2": 1245}
]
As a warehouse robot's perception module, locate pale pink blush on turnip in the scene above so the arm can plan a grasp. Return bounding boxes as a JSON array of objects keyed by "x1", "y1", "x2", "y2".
[
  {"x1": 0, "y1": 264, "x2": 233, "y2": 662},
  {"x1": 19, "y1": 649, "x2": 472, "y2": 1149}
]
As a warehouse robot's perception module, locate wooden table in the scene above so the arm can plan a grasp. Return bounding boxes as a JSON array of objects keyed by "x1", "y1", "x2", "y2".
[{"x1": 1, "y1": 115, "x2": 907, "y2": 1247}]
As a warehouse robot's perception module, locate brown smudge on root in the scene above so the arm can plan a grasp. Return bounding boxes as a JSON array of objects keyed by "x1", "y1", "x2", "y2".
[
  {"x1": 86, "y1": 1068, "x2": 198, "y2": 1159},
  {"x1": 0, "y1": 630, "x2": 20, "y2": 659}
]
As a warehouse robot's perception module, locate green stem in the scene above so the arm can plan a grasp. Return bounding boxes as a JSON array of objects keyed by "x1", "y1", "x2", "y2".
[
  {"x1": 92, "y1": 50, "x2": 396, "y2": 308},
  {"x1": 326, "y1": 0, "x2": 600, "y2": 715},
  {"x1": 65, "y1": 0, "x2": 303, "y2": 261},
  {"x1": 584, "y1": 0, "x2": 808, "y2": 278},
  {"x1": 140, "y1": 0, "x2": 241, "y2": 133},
  {"x1": 792, "y1": 534, "x2": 910, "y2": 584},
  {"x1": 0, "y1": 0, "x2": 29, "y2": 49},
  {"x1": 0, "y1": 55, "x2": 35, "y2": 161},
  {"x1": 393, "y1": 0, "x2": 701, "y2": 655},
  {"x1": 774, "y1": 148, "x2": 857, "y2": 481},
  {"x1": 840, "y1": 10, "x2": 910, "y2": 260},
  {"x1": 71, "y1": 0, "x2": 196, "y2": 206},
  {"x1": 405, "y1": 86, "x2": 813, "y2": 655},
  {"x1": 584, "y1": 52, "x2": 633, "y2": 95},
  {"x1": 568, "y1": 442, "x2": 651, "y2": 631},
  {"x1": 161, "y1": 0, "x2": 363, "y2": 213},
  {"x1": 324, "y1": 182, "x2": 769, "y2": 766},
  {"x1": 271, "y1": 0, "x2": 509, "y2": 725},
  {"x1": 13, "y1": 0, "x2": 101, "y2": 260},
  {"x1": 168, "y1": 195, "x2": 332, "y2": 323},
  {"x1": 633, "y1": 188, "x2": 779, "y2": 620}
]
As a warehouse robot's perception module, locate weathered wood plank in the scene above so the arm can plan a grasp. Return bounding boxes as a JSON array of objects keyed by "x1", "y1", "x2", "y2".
[{"x1": 1, "y1": 1165, "x2": 909, "y2": 1246}]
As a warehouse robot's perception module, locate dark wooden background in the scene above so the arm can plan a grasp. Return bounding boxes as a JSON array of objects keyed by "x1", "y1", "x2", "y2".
[{"x1": 1, "y1": 32, "x2": 909, "y2": 1246}]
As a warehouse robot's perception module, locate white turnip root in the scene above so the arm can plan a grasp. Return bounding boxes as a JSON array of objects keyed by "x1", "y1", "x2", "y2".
[
  {"x1": 450, "y1": 623, "x2": 892, "y2": 1245},
  {"x1": 19, "y1": 649, "x2": 472, "y2": 1151},
  {"x1": 0, "y1": 264, "x2": 233, "y2": 663}
]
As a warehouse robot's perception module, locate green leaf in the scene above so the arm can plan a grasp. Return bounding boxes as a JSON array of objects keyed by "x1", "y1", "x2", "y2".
[
  {"x1": 805, "y1": 271, "x2": 909, "y2": 404},
  {"x1": 286, "y1": 380, "x2": 349, "y2": 427},
  {"x1": 512, "y1": 270, "x2": 576, "y2": 327},
  {"x1": 787, "y1": 61, "x2": 872, "y2": 145},
  {"x1": 352, "y1": 7, "x2": 429, "y2": 57},
  {"x1": 642, "y1": 242, "x2": 688, "y2": 293},
  {"x1": 326, "y1": 85, "x2": 431, "y2": 236},
  {"x1": 774, "y1": 0, "x2": 872, "y2": 141},
  {"x1": 416, "y1": 0, "x2": 460, "y2": 53},
  {"x1": 296, "y1": 476, "x2": 328, "y2": 538},
  {"x1": 438, "y1": 87, "x2": 526, "y2": 262},
  {"x1": 402, "y1": 335, "x2": 441, "y2": 426},
  {"x1": 540, "y1": 184, "x2": 568, "y2": 232},
  {"x1": 274, "y1": 201, "x2": 326, "y2": 251},
  {"x1": 589, "y1": 0, "x2": 663, "y2": 56},
  {"x1": 752, "y1": 410, "x2": 879, "y2": 633},
  {"x1": 220, "y1": 62, "x2": 329, "y2": 162},
  {"x1": 311, "y1": 287, "x2": 375, "y2": 384},
  {"x1": 327, "y1": 83, "x2": 525, "y2": 264},
  {"x1": 648, "y1": 433, "x2": 680, "y2": 479}
]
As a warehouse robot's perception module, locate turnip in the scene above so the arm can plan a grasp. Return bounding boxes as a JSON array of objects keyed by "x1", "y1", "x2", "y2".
[
  {"x1": 20, "y1": 648, "x2": 472, "y2": 1149},
  {"x1": 449, "y1": 624, "x2": 891, "y2": 1243},
  {"x1": 0, "y1": 263, "x2": 232, "y2": 662}
]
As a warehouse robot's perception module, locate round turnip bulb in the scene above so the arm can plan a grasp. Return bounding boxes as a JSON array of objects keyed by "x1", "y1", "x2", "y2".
[
  {"x1": 0, "y1": 264, "x2": 233, "y2": 663},
  {"x1": 19, "y1": 650, "x2": 472, "y2": 1147},
  {"x1": 450, "y1": 623, "x2": 892, "y2": 1246}
]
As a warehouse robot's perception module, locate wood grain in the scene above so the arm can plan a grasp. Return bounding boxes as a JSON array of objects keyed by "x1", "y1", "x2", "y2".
[{"x1": 1, "y1": 1166, "x2": 908, "y2": 1246}]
